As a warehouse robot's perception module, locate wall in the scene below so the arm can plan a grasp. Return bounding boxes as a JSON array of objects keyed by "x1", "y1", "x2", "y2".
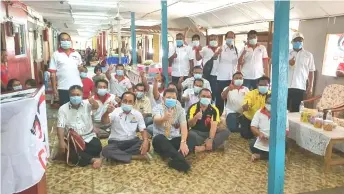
[
  {"x1": 1, "y1": 1, "x2": 32, "y2": 85},
  {"x1": 298, "y1": 17, "x2": 344, "y2": 96}
]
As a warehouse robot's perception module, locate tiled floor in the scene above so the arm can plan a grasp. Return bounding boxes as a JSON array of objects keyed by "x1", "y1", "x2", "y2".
[{"x1": 46, "y1": 107, "x2": 344, "y2": 194}]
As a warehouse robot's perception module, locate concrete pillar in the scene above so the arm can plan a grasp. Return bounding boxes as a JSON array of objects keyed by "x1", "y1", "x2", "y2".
[{"x1": 161, "y1": 0, "x2": 168, "y2": 85}]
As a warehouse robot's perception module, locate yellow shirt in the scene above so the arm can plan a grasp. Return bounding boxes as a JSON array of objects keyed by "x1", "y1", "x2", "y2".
[{"x1": 242, "y1": 89, "x2": 271, "y2": 120}]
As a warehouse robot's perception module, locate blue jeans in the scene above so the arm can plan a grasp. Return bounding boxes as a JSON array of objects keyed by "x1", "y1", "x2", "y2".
[
  {"x1": 147, "y1": 125, "x2": 154, "y2": 136},
  {"x1": 243, "y1": 79, "x2": 258, "y2": 90},
  {"x1": 226, "y1": 113, "x2": 240, "y2": 132}
]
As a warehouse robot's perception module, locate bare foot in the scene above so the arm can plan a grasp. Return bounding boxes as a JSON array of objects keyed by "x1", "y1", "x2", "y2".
[
  {"x1": 92, "y1": 158, "x2": 102, "y2": 169},
  {"x1": 195, "y1": 145, "x2": 206, "y2": 153},
  {"x1": 251, "y1": 154, "x2": 261, "y2": 162}
]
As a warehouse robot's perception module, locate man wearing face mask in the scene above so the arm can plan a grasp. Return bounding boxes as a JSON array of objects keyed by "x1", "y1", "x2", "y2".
[
  {"x1": 187, "y1": 88, "x2": 230, "y2": 153},
  {"x1": 191, "y1": 34, "x2": 203, "y2": 67},
  {"x1": 216, "y1": 31, "x2": 239, "y2": 115},
  {"x1": 197, "y1": 34, "x2": 221, "y2": 100},
  {"x1": 239, "y1": 76, "x2": 271, "y2": 139},
  {"x1": 250, "y1": 94, "x2": 289, "y2": 161},
  {"x1": 101, "y1": 92, "x2": 150, "y2": 163},
  {"x1": 133, "y1": 83, "x2": 153, "y2": 126},
  {"x1": 79, "y1": 66, "x2": 94, "y2": 99},
  {"x1": 181, "y1": 79, "x2": 203, "y2": 111},
  {"x1": 177, "y1": 66, "x2": 211, "y2": 91},
  {"x1": 288, "y1": 32, "x2": 315, "y2": 112},
  {"x1": 152, "y1": 88, "x2": 196, "y2": 172},
  {"x1": 106, "y1": 64, "x2": 133, "y2": 102},
  {"x1": 49, "y1": 32, "x2": 83, "y2": 106},
  {"x1": 168, "y1": 33, "x2": 194, "y2": 85},
  {"x1": 238, "y1": 30, "x2": 269, "y2": 90},
  {"x1": 92, "y1": 79, "x2": 117, "y2": 138},
  {"x1": 221, "y1": 72, "x2": 249, "y2": 132},
  {"x1": 57, "y1": 85, "x2": 102, "y2": 168}
]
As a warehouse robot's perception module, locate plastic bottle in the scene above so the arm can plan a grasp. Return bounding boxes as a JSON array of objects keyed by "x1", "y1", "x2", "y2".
[
  {"x1": 299, "y1": 101, "x2": 305, "y2": 114},
  {"x1": 326, "y1": 110, "x2": 333, "y2": 121}
]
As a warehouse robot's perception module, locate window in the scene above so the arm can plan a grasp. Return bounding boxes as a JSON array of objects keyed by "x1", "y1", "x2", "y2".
[{"x1": 14, "y1": 24, "x2": 26, "y2": 55}]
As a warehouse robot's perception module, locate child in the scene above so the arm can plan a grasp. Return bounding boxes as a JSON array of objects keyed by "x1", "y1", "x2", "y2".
[
  {"x1": 25, "y1": 79, "x2": 37, "y2": 89},
  {"x1": 79, "y1": 66, "x2": 94, "y2": 99},
  {"x1": 92, "y1": 65, "x2": 106, "y2": 83}
]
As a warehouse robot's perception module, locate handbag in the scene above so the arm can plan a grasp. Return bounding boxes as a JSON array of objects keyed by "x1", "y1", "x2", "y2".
[{"x1": 65, "y1": 129, "x2": 86, "y2": 166}]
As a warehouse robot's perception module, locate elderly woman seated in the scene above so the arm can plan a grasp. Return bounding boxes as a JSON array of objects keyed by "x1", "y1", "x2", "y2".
[{"x1": 57, "y1": 85, "x2": 102, "y2": 168}]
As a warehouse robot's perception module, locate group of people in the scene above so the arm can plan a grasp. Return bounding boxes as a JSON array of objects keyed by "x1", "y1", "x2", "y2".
[{"x1": 47, "y1": 29, "x2": 315, "y2": 172}]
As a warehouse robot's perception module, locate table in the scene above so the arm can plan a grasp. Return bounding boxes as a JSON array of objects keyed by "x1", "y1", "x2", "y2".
[
  {"x1": 1, "y1": 87, "x2": 49, "y2": 194},
  {"x1": 288, "y1": 112, "x2": 344, "y2": 170}
]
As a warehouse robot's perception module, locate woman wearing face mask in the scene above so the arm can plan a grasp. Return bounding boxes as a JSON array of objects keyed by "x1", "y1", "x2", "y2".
[
  {"x1": 6, "y1": 78, "x2": 22, "y2": 91},
  {"x1": 56, "y1": 85, "x2": 102, "y2": 168},
  {"x1": 191, "y1": 34, "x2": 203, "y2": 67},
  {"x1": 249, "y1": 94, "x2": 289, "y2": 161},
  {"x1": 221, "y1": 72, "x2": 249, "y2": 133},
  {"x1": 238, "y1": 30, "x2": 269, "y2": 90},
  {"x1": 79, "y1": 66, "x2": 94, "y2": 99},
  {"x1": 49, "y1": 32, "x2": 83, "y2": 106}
]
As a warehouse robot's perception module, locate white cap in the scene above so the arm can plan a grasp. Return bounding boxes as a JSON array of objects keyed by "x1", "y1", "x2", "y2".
[{"x1": 292, "y1": 32, "x2": 304, "y2": 40}]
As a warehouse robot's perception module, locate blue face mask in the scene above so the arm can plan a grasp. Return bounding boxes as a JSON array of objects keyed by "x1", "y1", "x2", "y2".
[
  {"x1": 136, "y1": 92, "x2": 144, "y2": 99},
  {"x1": 194, "y1": 73, "x2": 202, "y2": 79},
  {"x1": 176, "y1": 40, "x2": 183, "y2": 47},
  {"x1": 80, "y1": 72, "x2": 87, "y2": 78},
  {"x1": 61, "y1": 41, "x2": 71, "y2": 49},
  {"x1": 97, "y1": 88, "x2": 108, "y2": 96},
  {"x1": 258, "y1": 86, "x2": 269, "y2": 94},
  {"x1": 194, "y1": 86, "x2": 202, "y2": 94},
  {"x1": 292, "y1": 41, "x2": 303, "y2": 49},
  {"x1": 233, "y1": 79, "x2": 243, "y2": 86},
  {"x1": 200, "y1": 97, "x2": 211, "y2": 106},
  {"x1": 116, "y1": 70, "x2": 124, "y2": 76},
  {"x1": 249, "y1": 38, "x2": 257, "y2": 45},
  {"x1": 165, "y1": 98, "x2": 177, "y2": 108},
  {"x1": 121, "y1": 103, "x2": 133, "y2": 112},
  {"x1": 209, "y1": 40, "x2": 218, "y2": 47},
  {"x1": 70, "y1": 96, "x2": 82, "y2": 105},
  {"x1": 226, "y1": 38, "x2": 234, "y2": 45}
]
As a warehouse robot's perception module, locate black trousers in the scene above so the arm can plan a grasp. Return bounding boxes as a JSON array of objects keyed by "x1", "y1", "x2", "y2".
[
  {"x1": 216, "y1": 80, "x2": 231, "y2": 115},
  {"x1": 287, "y1": 88, "x2": 305, "y2": 112},
  {"x1": 243, "y1": 79, "x2": 258, "y2": 90},
  {"x1": 69, "y1": 137, "x2": 102, "y2": 167},
  {"x1": 153, "y1": 134, "x2": 196, "y2": 159},
  {"x1": 239, "y1": 115, "x2": 254, "y2": 139},
  {"x1": 58, "y1": 89, "x2": 70, "y2": 106},
  {"x1": 209, "y1": 75, "x2": 217, "y2": 101}
]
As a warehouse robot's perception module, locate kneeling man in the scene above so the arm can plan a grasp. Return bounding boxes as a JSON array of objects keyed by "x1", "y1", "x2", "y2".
[
  {"x1": 187, "y1": 88, "x2": 230, "y2": 153},
  {"x1": 101, "y1": 92, "x2": 150, "y2": 163}
]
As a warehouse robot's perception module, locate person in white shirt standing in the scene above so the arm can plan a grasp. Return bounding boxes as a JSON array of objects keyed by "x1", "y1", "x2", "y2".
[
  {"x1": 221, "y1": 72, "x2": 249, "y2": 132},
  {"x1": 101, "y1": 92, "x2": 150, "y2": 163},
  {"x1": 288, "y1": 32, "x2": 315, "y2": 112},
  {"x1": 191, "y1": 34, "x2": 203, "y2": 67},
  {"x1": 238, "y1": 30, "x2": 269, "y2": 90},
  {"x1": 216, "y1": 31, "x2": 239, "y2": 115},
  {"x1": 49, "y1": 32, "x2": 83, "y2": 106},
  {"x1": 169, "y1": 33, "x2": 194, "y2": 86},
  {"x1": 197, "y1": 34, "x2": 221, "y2": 101}
]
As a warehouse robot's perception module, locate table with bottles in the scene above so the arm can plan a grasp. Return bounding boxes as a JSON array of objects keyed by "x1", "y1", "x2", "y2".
[{"x1": 288, "y1": 111, "x2": 344, "y2": 170}]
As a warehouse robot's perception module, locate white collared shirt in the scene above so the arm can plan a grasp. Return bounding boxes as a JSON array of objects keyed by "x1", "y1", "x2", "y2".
[
  {"x1": 200, "y1": 46, "x2": 219, "y2": 76},
  {"x1": 57, "y1": 100, "x2": 96, "y2": 143},
  {"x1": 48, "y1": 49, "x2": 83, "y2": 90},
  {"x1": 109, "y1": 73, "x2": 132, "y2": 97},
  {"x1": 251, "y1": 109, "x2": 289, "y2": 136},
  {"x1": 108, "y1": 107, "x2": 146, "y2": 141},
  {"x1": 181, "y1": 77, "x2": 211, "y2": 91},
  {"x1": 240, "y1": 45, "x2": 268, "y2": 79},
  {"x1": 182, "y1": 88, "x2": 200, "y2": 111},
  {"x1": 217, "y1": 45, "x2": 238, "y2": 80},
  {"x1": 288, "y1": 49, "x2": 316, "y2": 90},
  {"x1": 92, "y1": 93, "x2": 117, "y2": 122},
  {"x1": 223, "y1": 86, "x2": 249, "y2": 115},
  {"x1": 193, "y1": 49, "x2": 203, "y2": 67},
  {"x1": 169, "y1": 45, "x2": 194, "y2": 77}
]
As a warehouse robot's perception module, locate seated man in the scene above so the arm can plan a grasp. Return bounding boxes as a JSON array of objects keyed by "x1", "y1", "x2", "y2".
[
  {"x1": 101, "y1": 92, "x2": 150, "y2": 163},
  {"x1": 92, "y1": 79, "x2": 117, "y2": 138},
  {"x1": 152, "y1": 88, "x2": 196, "y2": 172},
  {"x1": 57, "y1": 85, "x2": 102, "y2": 168},
  {"x1": 250, "y1": 94, "x2": 289, "y2": 161},
  {"x1": 187, "y1": 89, "x2": 230, "y2": 153},
  {"x1": 181, "y1": 79, "x2": 203, "y2": 111},
  {"x1": 133, "y1": 83, "x2": 153, "y2": 126},
  {"x1": 239, "y1": 76, "x2": 271, "y2": 139},
  {"x1": 221, "y1": 72, "x2": 249, "y2": 132},
  {"x1": 25, "y1": 79, "x2": 37, "y2": 89},
  {"x1": 178, "y1": 66, "x2": 211, "y2": 91}
]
